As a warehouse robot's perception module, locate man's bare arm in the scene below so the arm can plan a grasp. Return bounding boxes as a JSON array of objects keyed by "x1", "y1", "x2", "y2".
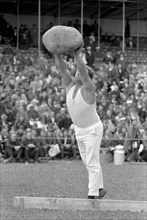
[
  {"x1": 74, "y1": 52, "x2": 95, "y2": 91},
  {"x1": 54, "y1": 54, "x2": 73, "y2": 88}
]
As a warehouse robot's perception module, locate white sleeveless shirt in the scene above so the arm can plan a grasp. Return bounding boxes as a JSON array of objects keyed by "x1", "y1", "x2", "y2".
[{"x1": 66, "y1": 85, "x2": 100, "y2": 128}]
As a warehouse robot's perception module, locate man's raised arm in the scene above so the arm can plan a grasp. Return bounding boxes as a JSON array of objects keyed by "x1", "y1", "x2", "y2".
[
  {"x1": 54, "y1": 54, "x2": 73, "y2": 88},
  {"x1": 74, "y1": 50, "x2": 95, "y2": 91}
]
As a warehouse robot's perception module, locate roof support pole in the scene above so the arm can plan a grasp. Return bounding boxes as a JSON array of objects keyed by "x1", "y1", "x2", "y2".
[
  {"x1": 38, "y1": 0, "x2": 41, "y2": 57},
  {"x1": 137, "y1": 0, "x2": 139, "y2": 55},
  {"x1": 16, "y1": 0, "x2": 19, "y2": 51},
  {"x1": 81, "y1": 0, "x2": 83, "y2": 37},
  {"x1": 122, "y1": 0, "x2": 125, "y2": 53},
  {"x1": 58, "y1": 0, "x2": 61, "y2": 25},
  {"x1": 98, "y1": 0, "x2": 101, "y2": 48}
]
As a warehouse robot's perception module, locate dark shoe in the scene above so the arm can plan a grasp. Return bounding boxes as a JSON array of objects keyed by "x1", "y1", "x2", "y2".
[
  {"x1": 87, "y1": 195, "x2": 99, "y2": 199},
  {"x1": 88, "y1": 188, "x2": 107, "y2": 199},
  {"x1": 99, "y1": 188, "x2": 107, "y2": 199}
]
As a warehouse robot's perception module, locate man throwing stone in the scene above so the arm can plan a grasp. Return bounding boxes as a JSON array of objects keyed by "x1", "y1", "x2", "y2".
[{"x1": 54, "y1": 46, "x2": 106, "y2": 199}]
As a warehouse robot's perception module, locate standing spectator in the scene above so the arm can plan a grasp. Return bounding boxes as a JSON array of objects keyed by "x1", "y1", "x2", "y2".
[
  {"x1": 125, "y1": 20, "x2": 130, "y2": 39},
  {"x1": 83, "y1": 20, "x2": 91, "y2": 38},
  {"x1": 85, "y1": 46, "x2": 95, "y2": 68},
  {"x1": 30, "y1": 24, "x2": 38, "y2": 47},
  {"x1": 91, "y1": 20, "x2": 102, "y2": 37},
  {"x1": 74, "y1": 19, "x2": 81, "y2": 32}
]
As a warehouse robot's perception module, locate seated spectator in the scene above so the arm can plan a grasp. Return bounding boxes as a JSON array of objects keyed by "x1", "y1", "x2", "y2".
[
  {"x1": 55, "y1": 107, "x2": 72, "y2": 130},
  {"x1": 103, "y1": 52, "x2": 114, "y2": 64},
  {"x1": 61, "y1": 128, "x2": 78, "y2": 160},
  {"x1": 21, "y1": 128, "x2": 40, "y2": 163},
  {"x1": 4, "y1": 132, "x2": 23, "y2": 163},
  {"x1": 0, "y1": 128, "x2": 8, "y2": 155},
  {"x1": 16, "y1": 126, "x2": 25, "y2": 141},
  {"x1": 14, "y1": 113, "x2": 29, "y2": 130},
  {"x1": 124, "y1": 118, "x2": 142, "y2": 162},
  {"x1": 38, "y1": 129, "x2": 49, "y2": 157},
  {"x1": 0, "y1": 114, "x2": 9, "y2": 131},
  {"x1": 4, "y1": 106, "x2": 16, "y2": 128},
  {"x1": 139, "y1": 132, "x2": 147, "y2": 162},
  {"x1": 142, "y1": 116, "x2": 147, "y2": 133},
  {"x1": 138, "y1": 102, "x2": 147, "y2": 123},
  {"x1": 104, "y1": 122, "x2": 120, "y2": 149},
  {"x1": 46, "y1": 127, "x2": 62, "y2": 159},
  {"x1": 27, "y1": 105, "x2": 39, "y2": 121}
]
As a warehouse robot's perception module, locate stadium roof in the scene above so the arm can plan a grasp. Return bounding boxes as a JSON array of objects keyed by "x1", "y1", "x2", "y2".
[{"x1": 0, "y1": 0, "x2": 147, "y2": 20}]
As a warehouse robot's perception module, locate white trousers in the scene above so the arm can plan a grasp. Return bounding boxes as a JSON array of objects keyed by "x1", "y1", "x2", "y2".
[{"x1": 74, "y1": 121, "x2": 104, "y2": 196}]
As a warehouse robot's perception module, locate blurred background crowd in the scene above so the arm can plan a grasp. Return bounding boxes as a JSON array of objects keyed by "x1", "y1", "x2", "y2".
[{"x1": 0, "y1": 14, "x2": 147, "y2": 163}]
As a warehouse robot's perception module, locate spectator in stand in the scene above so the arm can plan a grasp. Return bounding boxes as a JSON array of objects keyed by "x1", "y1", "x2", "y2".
[
  {"x1": 30, "y1": 24, "x2": 38, "y2": 47},
  {"x1": 124, "y1": 118, "x2": 142, "y2": 162},
  {"x1": 16, "y1": 125, "x2": 25, "y2": 141},
  {"x1": 0, "y1": 128, "x2": 8, "y2": 155},
  {"x1": 116, "y1": 52, "x2": 127, "y2": 74},
  {"x1": 27, "y1": 105, "x2": 39, "y2": 121},
  {"x1": 67, "y1": 20, "x2": 74, "y2": 27},
  {"x1": 138, "y1": 102, "x2": 147, "y2": 123},
  {"x1": 14, "y1": 113, "x2": 29, "y2": 131},
  {"x1": 85, "y1": 32, "x2": 96, "y2": 53},
  {"x1": 38, "y1": 129, "x2": 49, "y2": 157},
  {"x1": 139, "y1": 132, "x2": 147, "y2": 162},
  {"x1": 106, "y1": 61, "x2": 119, "y2": 86},
  {"x1": 104, "y1": 122, "x2": 119, "y2": 149},
  {"x1": 4, "y1": 132, "x2": 23, "y2": 163},
  {"x1": 0, "y1": 34, "x2": 5, "y2": 45},
  {"x1": 55, "y1": 107, "x2": 72, "y2": 130},
  {"x1": 0, "y1": 114, "x2": 9, "y2": 131},
  {"x1": 74, "y1": 19, "x2": 81, "y2": 32},
  {"x1": 142, "y1": 116, "x2": 147, "y2": 133},
  {"x1": 101, "y1": 32, "x2": 110, "y2": 43},
  {"x1": 91, "y1": 20, "x2": 102, "y2": 37},
  {"x1": 83, "y1": 20, "x2": 91, "y2": 38},
  {"x1": 21, "y1": 128, "x2": 40, "y2": 163},
  {"x1": 103, "y1": 52, "x2": 114, "y2": 64},
  {"x1": 53, "y1": 124, "x2": 64, "y2": 159},
  {"x1": 19, "y1": 24, "x2": 31, "y2": 50},
  {"x1": 61, "y1": 129, "x2": 77, "y2": 159},
  {"x1": 85, "y1": 46, "x2": 95, "y2": 68},
  {"x1": 125, "y1": 20, "x2": 130, "y2": 39}
]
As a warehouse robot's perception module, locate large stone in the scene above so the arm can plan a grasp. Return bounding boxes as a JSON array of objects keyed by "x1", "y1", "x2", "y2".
[{"x1": 42, "y1": 25, "x2": 83, "y2": 54}]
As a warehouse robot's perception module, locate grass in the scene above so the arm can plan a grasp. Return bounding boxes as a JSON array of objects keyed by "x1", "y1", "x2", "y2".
[{"x1": 0, "y1": 154, "x2": 147, "y2": 220}]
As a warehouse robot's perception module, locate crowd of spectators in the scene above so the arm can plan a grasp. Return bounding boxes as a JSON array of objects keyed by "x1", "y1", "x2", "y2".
[{"x1": 0, "y1": 18, "x2": 147, "y2": 163}]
